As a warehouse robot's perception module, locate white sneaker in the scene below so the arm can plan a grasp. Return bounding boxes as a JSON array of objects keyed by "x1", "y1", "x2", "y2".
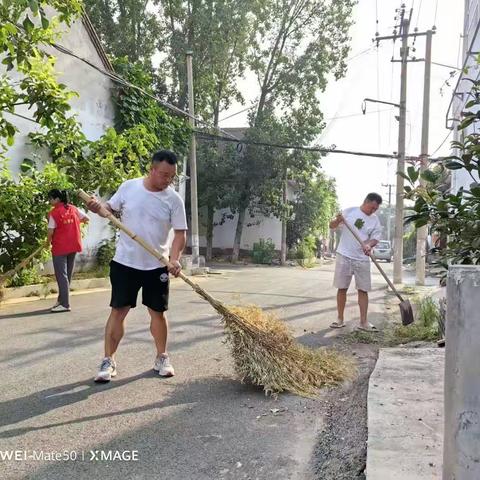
[
  {"x1": 153, "y1": 354, "x2": 175, "y2": 377},
  {"x1": 51, "y1": 304, "x2": 71, "y2": 313},
  {"x1": 94, "y1": 357, "x2": 117, "y2": 383}
]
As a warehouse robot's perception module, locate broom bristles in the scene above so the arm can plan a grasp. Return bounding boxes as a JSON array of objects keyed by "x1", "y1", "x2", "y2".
[{"x1": 221, "y1": 305, "x2": 355, "y2": 397}]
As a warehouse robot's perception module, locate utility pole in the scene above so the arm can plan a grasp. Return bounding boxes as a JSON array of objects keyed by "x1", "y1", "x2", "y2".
[
  {"x1": 393, "y1": 12, "x2": 409, "y2": 284},
  {"x1": 186, "y1": 51, "x2": 200, "y2": 266},
  {"x1": 416, "y1": 30, "x2": 433, "y2": 286},
  {"x1": 375, "y1": 6, "x2": 410, "y2": 284},
  {"x1": 375, "y1": 5, "x2": 436, "y2": 284},
  {"x1": 281, "y1": 170, "x2": 288, "y2": 265},
  {"x1": 382, "y1": 183, "x2": 394, "y2": 242},
  {"x1": 179, "y1": 157, "x2": 188, "y2": 202}
]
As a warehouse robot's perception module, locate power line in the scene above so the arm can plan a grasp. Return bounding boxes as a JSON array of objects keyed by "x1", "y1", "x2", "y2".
[
  {"x1": 3, "y1": 111, "x2": 37, "y2": 124},
  {"x1": 326, "y1": 108, "x2": 393, "y2": 121},
  {"x1": 433, "y1": 0, "x2": 439, "y2": 27},
  {"x1": 50, "y1": 42, "x2": 241, "y2": 142},
  {"x1": 431, "y1": 130, "x2": 452, "y2": 157},
  {"x1": 6, "y1": 108, "x2": 445, "y2": 163},
  {"x1": 218, "y1": 106, "x2": 251, "y2": 123},
  {"x1": 196, "y1": 131, "x2": 399, "y2": 159},
  {"x1": 346, "y1": 45, "x2": 376, "y2": 62}
]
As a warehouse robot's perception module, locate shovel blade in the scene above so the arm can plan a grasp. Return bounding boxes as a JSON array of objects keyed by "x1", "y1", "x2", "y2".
[{"x1": 399, "y1": 300, "x2": 414, "y2": 326}]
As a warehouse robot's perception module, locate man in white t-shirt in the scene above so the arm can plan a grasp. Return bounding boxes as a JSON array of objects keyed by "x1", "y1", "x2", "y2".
[
  {"x1": 86, "y1": 150, "x2": 188, "y2": 382},
  {"x1": 328, "y1": 193, "x2": 383, "y2": 332}
]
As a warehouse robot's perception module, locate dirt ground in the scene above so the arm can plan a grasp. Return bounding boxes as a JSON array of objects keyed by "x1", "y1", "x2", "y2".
[{"x1": 313, "y1": 342, "x2": 379, "y2": 480}]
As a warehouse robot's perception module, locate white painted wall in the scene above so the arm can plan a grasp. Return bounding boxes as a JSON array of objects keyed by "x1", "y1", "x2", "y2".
[
  {"x1": 3, "y1": 14, "x2": 115, "y2": 268},
  {"x1": 201, "y1": 208, "x2": 282, "y2": 251},
  {"x1": 195, "y1": 181, "x2": 297, "y2": 252}
]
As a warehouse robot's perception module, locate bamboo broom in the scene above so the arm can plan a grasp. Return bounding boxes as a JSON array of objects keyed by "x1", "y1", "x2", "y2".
[
  {"x1": 78, "y1": 189, "x2": 354, "y2": 396},
  {"x1": 0, "y1": 245, "x2": 44, "y2": 300}
]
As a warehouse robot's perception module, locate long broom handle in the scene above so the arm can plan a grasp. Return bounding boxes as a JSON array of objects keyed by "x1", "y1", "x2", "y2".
[
  {"x1": 0, "y1": 245, "x2": 44, "y2": 285},
  {"x1": 341, "y1": 217, "x2": 405, "y2": 303},
  {"x1": 77, "y1": 190, "x2": 220, "y2": 305}
]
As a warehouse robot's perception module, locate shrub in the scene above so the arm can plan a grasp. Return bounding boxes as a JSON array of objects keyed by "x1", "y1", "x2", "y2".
[
  {"x1": 8, "y1": 267, "x2": 43, "y2": 287},
  {"x1": 252, "y1": 238, "x2": 275, "y2": 264},
  {"x1": 295, "y1": 235, "x2": 317, "y2": 260},
  {"x1": 96, "y1": 238, "x2": 116, "y2": 271}
]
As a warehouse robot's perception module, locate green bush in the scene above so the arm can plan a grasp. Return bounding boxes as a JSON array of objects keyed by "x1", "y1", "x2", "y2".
[
  {"x1": 294, "y1": 235, "x2": 318, "y2": 267},
  {"x1": 96, "y1": 238, "x2": 116, "y2": 270},
  {"x1": 295, "y1": 235, "x2": 317, "y2": 260},
  {"x1": 8, "y1": 267, "x2": 43, "y2": 287},
  {"x1": 252, "y1": 238, "x2": 275, "y2": 264}
]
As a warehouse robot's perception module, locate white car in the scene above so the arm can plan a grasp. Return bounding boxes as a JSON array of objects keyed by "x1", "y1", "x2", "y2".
[{"x1": 373, "y1": 240, "x2": 393, "y2": 262}]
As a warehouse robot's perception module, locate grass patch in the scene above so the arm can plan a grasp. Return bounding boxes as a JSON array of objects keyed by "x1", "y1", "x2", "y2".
[
  {"x1": 391, "y1": 296, "x2": 440, "y2": 343},
  {"x1": 344, "y1": 294, "x2": 442, "y2": 347},
  {"x1": 72, "y1": 267, "x2": 108, "y2": 280}
]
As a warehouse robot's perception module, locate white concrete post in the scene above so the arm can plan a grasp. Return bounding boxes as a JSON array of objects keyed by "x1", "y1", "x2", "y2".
[{"x1": 443, "y1": 265, "x2": 480, "y2": 479}]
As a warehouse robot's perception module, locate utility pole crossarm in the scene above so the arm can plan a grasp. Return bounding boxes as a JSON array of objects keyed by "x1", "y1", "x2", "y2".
[
  {"x1": 363, "y1": 98, "x2": 401, "y2": 108},
  {"x1": 375, "y1": 30, "x2": 436, "y2": 42}
]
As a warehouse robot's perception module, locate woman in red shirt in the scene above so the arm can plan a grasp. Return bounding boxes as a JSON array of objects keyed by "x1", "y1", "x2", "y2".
[{"x1": 47, "y1": 190, "x2": 89, "y2": 312}]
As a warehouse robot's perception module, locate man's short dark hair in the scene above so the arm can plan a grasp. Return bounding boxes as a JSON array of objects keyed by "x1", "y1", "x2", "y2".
[
  {"x1": 365, "y1": 192, "x2": 383, "y2": 205},
  {"x1": 152, "y1": 150, "x2": 177, "y2": 165}
]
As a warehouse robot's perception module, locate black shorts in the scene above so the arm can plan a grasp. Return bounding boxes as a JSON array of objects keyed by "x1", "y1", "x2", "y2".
[{"x1": 109, "y1": 261, "x2": 169, "y2": 312}]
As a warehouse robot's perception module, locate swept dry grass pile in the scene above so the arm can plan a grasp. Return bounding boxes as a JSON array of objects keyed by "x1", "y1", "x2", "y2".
[{"x1": 223, "y1": 305, "x2": 355, "y2": 397}]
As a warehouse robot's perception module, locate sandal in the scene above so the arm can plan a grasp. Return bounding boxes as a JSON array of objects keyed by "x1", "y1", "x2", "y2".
[{"x1": 330, "y1": 321, "x2": 346, "y2": 329}]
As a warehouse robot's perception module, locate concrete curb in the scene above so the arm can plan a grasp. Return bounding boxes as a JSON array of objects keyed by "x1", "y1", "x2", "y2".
[
  {"x1": 366, "y1": 347, "x2": 444, "y2": 480},
  {"x1": 1, "y1": 277, "x2": 111, "y2": 301},
  {"x1": 1, "y1": 271, "x2": 214, "y2": 306}
]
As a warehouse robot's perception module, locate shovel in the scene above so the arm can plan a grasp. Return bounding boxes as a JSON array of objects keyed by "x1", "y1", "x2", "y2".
[{"x1": 342, "y1": 218, "x2": 414, "y2": 326}]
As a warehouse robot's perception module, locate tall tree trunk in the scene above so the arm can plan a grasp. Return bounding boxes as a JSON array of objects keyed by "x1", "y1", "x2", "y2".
[
  {"x1": 206, "y1": 204, "x2": 214, "y2": 261},
  {"x1": 232, "y1": 207, "x2": 246, "y2": 263}
]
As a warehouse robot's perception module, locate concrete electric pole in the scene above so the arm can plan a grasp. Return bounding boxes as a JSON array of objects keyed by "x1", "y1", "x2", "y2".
[
  {"x1": 416, "y1": 30, "x2": 433, "y2": 285},
  {"x1": 382, "y1": 183, "x2": 395, "y2": 242},
  {"x1": 375, "y1": 5, "x2": 435, "y2": 284},
  {"x1": 186, "y1": 51, "x2": 200, "y2": 266},
  {"x1": 393, "y1": 13, "x2": 409, "y2": 284}
]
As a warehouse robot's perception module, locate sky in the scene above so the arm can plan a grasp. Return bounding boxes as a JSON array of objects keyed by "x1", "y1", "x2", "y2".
[{"x1": 218, "y1": 0, "x2": 465, "y2": 209}]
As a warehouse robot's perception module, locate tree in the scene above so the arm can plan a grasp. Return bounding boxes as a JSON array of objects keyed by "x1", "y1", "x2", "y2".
[
  {"x1": 157, "y1": 0, "x2": 260, "y2": 259},
  {"x1": 196, "y1": 139, "x2": 239, "y2": 260},
  {"x1": 0, "y1": 0, "x2": 82, "y2": 156},
  {"x1": 0, "y1": 164, "x2": 72, "y2": 274},
  {"x1": 158, "y1": 0, "x2": 256, "y2": 117},
  {"x1": 83, "y1": 0, "x2": 162, "y2": 65},
  {"x1": 227, "y1": 0, "x2": 355, "y2": 262},
  {"x1": 0, "y1": 1, "x2": 191, "y2": 276},
  {"x1": 403, "y1": 72, "x2": 480, "y2": 267},
  {"x1": 286, "y1": 172, "x2": 338, "y2": 249}
]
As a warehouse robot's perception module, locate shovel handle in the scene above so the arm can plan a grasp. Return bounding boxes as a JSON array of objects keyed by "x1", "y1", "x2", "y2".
[
  {"x1": 341, "y1": 217, "x2": 405, "y2": 303},
  {"x1": 77, "y1": 189, "x2": 195, "y2": 285}
]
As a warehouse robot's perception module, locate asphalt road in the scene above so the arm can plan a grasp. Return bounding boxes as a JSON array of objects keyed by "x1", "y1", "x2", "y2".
[{"x1": 0, "y1": 260, "x2": 390, "y2": 480}]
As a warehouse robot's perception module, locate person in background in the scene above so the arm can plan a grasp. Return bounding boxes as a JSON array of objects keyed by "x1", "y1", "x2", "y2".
[
  {"x1": 47, "y1": 189, "x2": 89, "y2": 313},
  {"x1": 328, "y1": 193, "x2": 383, "y2": 331}
]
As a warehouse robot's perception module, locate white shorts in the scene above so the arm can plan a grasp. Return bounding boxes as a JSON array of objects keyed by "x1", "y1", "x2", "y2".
[{"x1": 333, "y1": 253, "x2": 371, "y2": 292}]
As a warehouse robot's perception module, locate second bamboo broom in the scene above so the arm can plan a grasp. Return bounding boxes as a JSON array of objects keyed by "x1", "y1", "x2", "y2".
[
  {"x1": 78, "y1": 190, "x2": 354, "y2": 396},
  {"x1": 0, "y1": 245, "x2": 44, "y2": 302}
]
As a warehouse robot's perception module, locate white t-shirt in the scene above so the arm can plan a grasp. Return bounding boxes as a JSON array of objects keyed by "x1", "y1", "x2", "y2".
[
  {"x1": 336, "y1": 207, "x2": 382, "y2": 261},
  {"x1": 107, "y1": 178, "x2": 188, "y2": 270}
]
